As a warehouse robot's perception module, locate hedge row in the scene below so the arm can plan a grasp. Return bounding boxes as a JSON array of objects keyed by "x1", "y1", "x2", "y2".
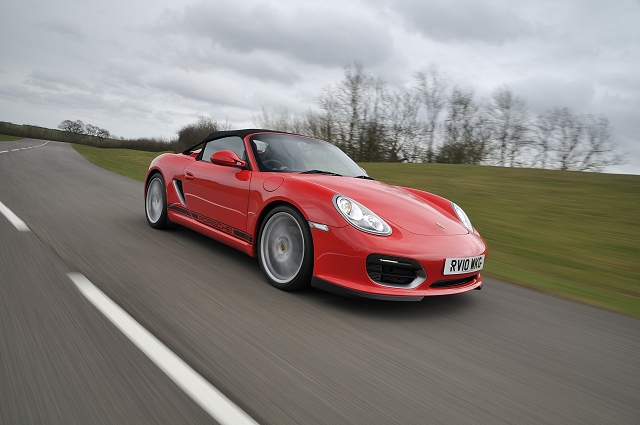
[{"x1": 0, "y1": 121, "x2": 174, "y2": 152}]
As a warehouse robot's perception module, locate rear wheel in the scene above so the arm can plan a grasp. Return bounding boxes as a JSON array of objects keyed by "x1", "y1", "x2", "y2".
[
  {"x1": 258, "y1": 205, "x2": 313, "y2": 291},
  {"x1": 145, "y1": 174, "x2": 169, "y2": 229}
]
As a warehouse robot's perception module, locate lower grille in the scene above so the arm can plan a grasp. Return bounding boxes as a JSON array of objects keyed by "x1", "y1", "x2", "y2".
[
  {"x1": 430, "y1": 275, "x2": 477, "y2": 288},
  {"x1": 366, "y1": 255, "x2": 426, "y2": 288}
]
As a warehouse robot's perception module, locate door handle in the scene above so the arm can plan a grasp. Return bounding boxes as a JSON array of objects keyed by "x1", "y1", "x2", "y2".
[{"x1": 184, "y1": 172, "x2": 194, "y2": 181}]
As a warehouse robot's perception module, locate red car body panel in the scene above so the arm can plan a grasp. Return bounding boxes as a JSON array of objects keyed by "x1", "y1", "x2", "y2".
[{"x1": 146, "y1": 131, "x2": 487, "y2": 300}]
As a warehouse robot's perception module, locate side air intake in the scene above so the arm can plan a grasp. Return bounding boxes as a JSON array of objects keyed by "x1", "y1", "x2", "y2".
[{"x1": 173, "y1": 179, "x2": 187, "y2": 206}]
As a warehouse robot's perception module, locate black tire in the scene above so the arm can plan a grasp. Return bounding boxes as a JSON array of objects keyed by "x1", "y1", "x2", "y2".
[
  {"x1": 257, "y1": 205, "x2": 313, "y2": 291},
  {"x1": 145, "y1": 174, "x2": 170, "y2": 229}
]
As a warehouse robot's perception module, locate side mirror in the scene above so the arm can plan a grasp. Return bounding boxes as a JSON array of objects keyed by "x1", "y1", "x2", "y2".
[{"x1": 211, "y1": 150, "x2": 246, "y2": 168}]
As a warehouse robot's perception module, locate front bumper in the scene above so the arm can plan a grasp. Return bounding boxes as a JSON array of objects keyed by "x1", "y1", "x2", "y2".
[{"x1": 310, "y1": 224, "x2": 486, "y2": 299}]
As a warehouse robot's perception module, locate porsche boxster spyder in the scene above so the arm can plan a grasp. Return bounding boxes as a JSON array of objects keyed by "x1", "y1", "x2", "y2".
[{"x1": 145, "y1": 129, "x2": 487, "y2": 300}]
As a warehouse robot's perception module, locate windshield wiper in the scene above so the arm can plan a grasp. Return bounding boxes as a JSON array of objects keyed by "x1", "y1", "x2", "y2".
[
  {"x1": 300, "y1": 170, "x2": 342, "y2": 176},
  {"x1": 354, "y1": 175, "x2": 374, "y2": 180}
]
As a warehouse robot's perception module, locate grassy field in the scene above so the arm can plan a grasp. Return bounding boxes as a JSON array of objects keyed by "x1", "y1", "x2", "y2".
[
  {"x1": 0, "y1": 134, "x2": 24, "y2": 141},
  {"x1": 72, "y1": 144, "x2": 640, "y2": 317},
  {"x1": 73, "y1": 144, "x2": 171, "y2": 182}
]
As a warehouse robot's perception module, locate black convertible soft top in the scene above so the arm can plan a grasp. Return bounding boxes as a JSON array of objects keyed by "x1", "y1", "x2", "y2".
[
  {"x1": 182, "y1": 129, "x2": 292, "y2": 154},
  {"x1": 203, "y1": 129, "x2": 277, "y2": 142}
]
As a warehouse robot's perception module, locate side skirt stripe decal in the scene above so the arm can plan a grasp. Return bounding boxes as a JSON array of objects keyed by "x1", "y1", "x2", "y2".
[
  {"x1": 167, "y1": 204, "x2": 190, "y2": 217},
  {"x1": 167, "y1": 205, "x2": 253, "y2": 244}
]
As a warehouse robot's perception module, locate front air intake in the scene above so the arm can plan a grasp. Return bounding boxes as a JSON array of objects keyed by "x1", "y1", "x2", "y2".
[
  {"x1": 430, "y1": 275, "x2": 477, "y2": 288},
  {"x1": 366, "y1": 255, "x2": 426, "y2": 288}
]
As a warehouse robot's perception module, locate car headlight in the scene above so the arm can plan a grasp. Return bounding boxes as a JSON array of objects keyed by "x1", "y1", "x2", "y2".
[
  {"x1": 451, "y1": 202, "x2": 474, "y2": 233},
  {"x1": 333, "y1": 195, "x2": 392, "y2": 236}
]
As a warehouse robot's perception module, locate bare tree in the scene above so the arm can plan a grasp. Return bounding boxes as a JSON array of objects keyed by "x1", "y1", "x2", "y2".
[
  {"x1": 316, "y1": 62, "x2": 389, "y2": 162},
  {"x1": 532, "y1": 108, "x2": 626, "y2": 171},
  {"x1": 384, "y1": 90, "x2": 422, "y2": 162},
  {"x1": 578, "y1": 115, "x2": 626, "y2": 171},
  {"x1": 552, "y1": 108, "x2": 584, "y2": 171},
  {"x1": 488, "y1": 87, "x2": 530, "y2": 167},
  {"x1": 314, "y1": 91, "x2": 339, "y2": 143},
  {"x1": 339, "y1": 62, "x2": 371, "y2": 157},
  {"x1": 533, "y1": 110, "x2": 557, "y2": 169},
  {"x1": 174, "y1": 116, "x2": 231, "y2": 153},
  {"x1": 95, "y1": 128, "x2": 111, "y2": 141},
  {"x1": 84, "y1": 124, "x2": 98, "y2": 137},
  {"x1": 302, "y1": 109, "x2": 330, "y2": 141},
  {"x1": 58, "y1": 119, "x2": 85, "y2": 141},
  {"x1": 357, "y1": 77, "x2": 388, "y2": 162},
  {"x1": 414, "y1": 65, "x2": 448, "y2": 162},
  {"x1": 437, "y1": 88, "x2": 491, "y2": 164},
  {"x1": 84, "y1": 123, "x2": 111, "y2": 142},
  {"x1": 253, "y1": 62, "x2": 626, "y2": 172},
  {"x1": 258, "y1": 107, "x2": 306, "y2": 134}
]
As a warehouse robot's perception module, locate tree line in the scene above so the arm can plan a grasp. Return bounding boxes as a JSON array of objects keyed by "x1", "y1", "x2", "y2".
[
  {"x1": 58, "y1": 120, "x2": 111, "y2": 142},
  {"x1": 50, "y1": 117, "x2": 226, "y2": 152},
  {"x1": 0, "y1": 120, "x2": 172, "y2": 151},
  {"x1": 258, "y1": 63, "x2": 626, "y2": 172}
]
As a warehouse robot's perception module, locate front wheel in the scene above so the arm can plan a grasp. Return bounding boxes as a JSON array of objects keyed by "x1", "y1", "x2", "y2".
[
  {"x1": 145, "y1": 174, "x2": 169, "y2": 229},
  {"x1": 258, "y1": 206, "x2": 313, "y2": 291}
]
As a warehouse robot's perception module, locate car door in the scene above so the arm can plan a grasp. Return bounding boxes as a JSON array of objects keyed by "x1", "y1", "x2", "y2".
[{"x1": 182, "y1": 136, "x2": 252, "y2": 239}]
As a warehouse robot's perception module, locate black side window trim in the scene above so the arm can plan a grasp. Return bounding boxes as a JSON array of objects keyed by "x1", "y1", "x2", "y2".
[{"x1": 197, "y1": 136, "x2": 251, "y2": 171}]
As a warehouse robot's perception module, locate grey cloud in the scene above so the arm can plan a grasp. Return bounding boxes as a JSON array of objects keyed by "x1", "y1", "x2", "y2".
[
  {"x1": 510, "y1": 74, "x2": 596, "y2": 114},
  {"x1": 147, "y1": 37, "x2": 304, "y2": 84},
  {"x1": 26, "y1": 69, "x2": 91, "y2": 91},
  {"x1": 0, "y1": 84, "x2": 45, "y2": 104},
  {"x1": 102, "y1": 54, "x2": 294, "y2": 112},
  {"x1": 102, "y1": 58, "x2": 158, "y2": 89},
  {"x1": 149, "y1": 73, "x2": 251, "y2": 109},
  {"x1": 377, "y1": 0, "x2": 533, "y2": 44},
  {"x1": 41, "y1": 20, "x2": 87, "y2": 42},
  {"x1": 155, "y1": 1, "x2": 394, "y2": 67},
  {"x1": 212, "y1": 53, "x2": 302, "y2": 84},
  {"x1": 599, "y1": 74, "x2": 640, "y2": 100},
  {"x1": 0, "y1": 81, "x2": 150, "y2": 119},
  {"x1": 102, "y1": 55, "x2": 257, "y2": 109}
]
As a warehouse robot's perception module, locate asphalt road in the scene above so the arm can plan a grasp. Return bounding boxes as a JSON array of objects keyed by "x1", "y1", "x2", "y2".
[{"x1": 1, "y1": 139, "x2": 639, "y2": 424}]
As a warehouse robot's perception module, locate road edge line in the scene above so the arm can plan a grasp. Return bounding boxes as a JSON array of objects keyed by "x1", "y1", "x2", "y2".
[
  {"x1": 0, "y1": 200, "x2": 30, "y2": 231},
  {"x1": 68, "y1": 272, "x2": 259, "y2": 425}
]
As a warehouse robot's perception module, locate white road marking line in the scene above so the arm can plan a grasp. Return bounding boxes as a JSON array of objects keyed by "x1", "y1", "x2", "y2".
[
  {"x1": 68, "y1": 273, "x2": 259, "y2": 425},
  {"x1": 0, "y1": 200, "x2": 30, "y2": 231},
  {"x1": 0, "y1": 140, "x2": 50, "y2": 154}
]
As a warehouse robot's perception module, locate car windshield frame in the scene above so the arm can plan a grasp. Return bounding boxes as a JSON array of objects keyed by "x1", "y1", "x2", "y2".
[{"x1": 249, "y1": 133, "x2": 366, "y2": 177}]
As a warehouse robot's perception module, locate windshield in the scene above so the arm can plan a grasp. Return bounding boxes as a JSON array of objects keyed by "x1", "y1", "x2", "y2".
[{"x1": 250, "y1": 133, "x2": 366, "y2": 177}]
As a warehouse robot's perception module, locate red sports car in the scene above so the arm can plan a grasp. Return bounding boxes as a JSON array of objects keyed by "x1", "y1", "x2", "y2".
[{"x1": 145, "y1": 129, "x2": 487, "y2": 300}]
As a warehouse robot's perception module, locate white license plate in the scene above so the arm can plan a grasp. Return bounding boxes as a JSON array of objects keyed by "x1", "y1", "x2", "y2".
[{"x1": 443, "y1": 255, "x2": 485, "y2": 275}]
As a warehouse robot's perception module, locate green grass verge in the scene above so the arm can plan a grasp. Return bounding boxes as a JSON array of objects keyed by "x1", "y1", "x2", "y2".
[
  {"x1": 73, "y1": 144, "x2": 170, "y2": 183},
  {"x1": 0, "y1": 134, "x2": 24, "y2": 141},
  {"x1": 72, "y1": 144, "x2": 640, "y2": 318},
  {"x1": 363, "y1": 163, "x2": 640, "y2": 318}
]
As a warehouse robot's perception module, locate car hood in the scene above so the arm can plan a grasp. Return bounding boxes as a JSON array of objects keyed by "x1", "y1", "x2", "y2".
[{"x1": 288, "y1": 175, "x2": 469, "y2": 236}]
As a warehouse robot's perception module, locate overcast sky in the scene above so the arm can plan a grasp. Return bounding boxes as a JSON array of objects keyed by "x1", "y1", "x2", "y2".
[{"x1": 1, "y1": 0, "x2": 639, "y2": 173}]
